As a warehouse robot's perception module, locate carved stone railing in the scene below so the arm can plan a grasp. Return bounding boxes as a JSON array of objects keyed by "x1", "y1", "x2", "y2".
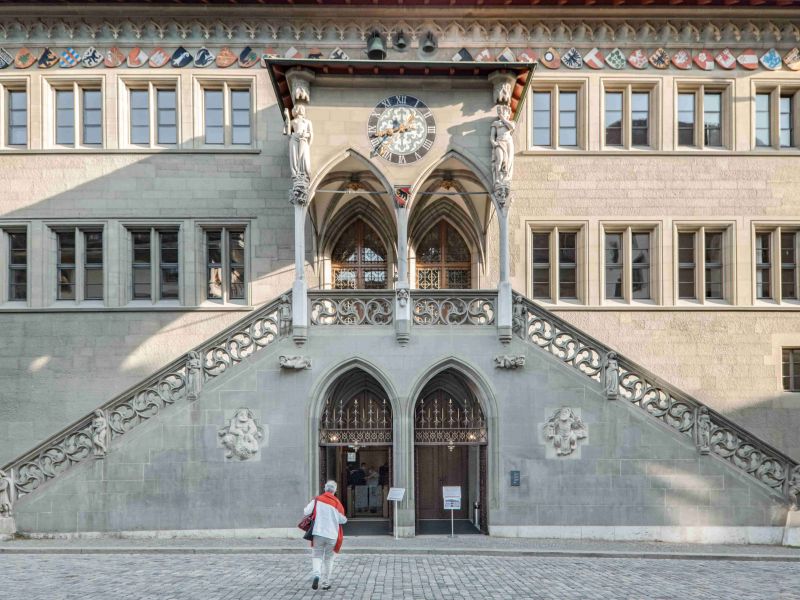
[
  {"x1": 513, "y1": 292, "x2": 800, "y2": 507},
  {"x1": 309, "y1": 290, "x2": 393, "y2": 326},
  {"x1": 411, "y1": 290, "x2": 496, "y2": 326},
  {"x1": 3, "y1": 292, "x2": 292, "y2": 502}
]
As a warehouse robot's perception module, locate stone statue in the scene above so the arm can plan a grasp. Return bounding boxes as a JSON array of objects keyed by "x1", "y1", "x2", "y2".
[
  {"x1": 543, "y1": 407, "x2": 587, "y2": 457},
  {"x1": 695, "y1": 406, "x2": 712, "y2": 454},
  {"x1": 278, "y1": 294, "x2": 292, "y2": 336},
  {"x1": 494, "y1": 80, "x2": 512, "y2": 106},
  {"x1": 186, "y1": 350, "x2": 203, "y2": 401},
  {"x1": 279, "y1": 355, "x2": 312, "y2": 370},
  {"x1": 512, "y1": 294, "x2": 527, "y2": 336},
  {"x1": 396, "y1": 287, "x2": 409, "y2": 308},
  {"x1": 0, "y1": 469, "x2": 12, "y2": 517},
  {"x1": 218, "y1": 408, "x2": 264, "y2": 461},
  {"x1": 283, "y1": 103, "x2": 313, "y2": 205},
  {"x1": 604, "y1": 352, "x2": 620, "y2": 400},
  {"x1": 789, "y1": 466, "x2": 800, "y2": 511},
  {"x1": 91, "y1": 409, "x2": 108, "y2": 458},
  {"x1": 490, "y1": 103, "x2": 515, "y2": 191},
  {"x1": 494, "y1": 354, "x2": 525, "y2": 369}
]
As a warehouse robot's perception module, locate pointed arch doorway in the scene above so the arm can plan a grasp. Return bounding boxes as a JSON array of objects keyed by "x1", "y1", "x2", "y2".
[
  {"x1": 319, "y1": 368, "x2": 393, "y2": 534},
  {"x1": 413, "y1": 369, "x2": 488, "y2": 534}
]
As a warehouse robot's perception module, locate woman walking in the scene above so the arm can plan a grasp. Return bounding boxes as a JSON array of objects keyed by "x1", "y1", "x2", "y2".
[{"x1": 303, "y1": 480, "x2": 347, "y2": 590}]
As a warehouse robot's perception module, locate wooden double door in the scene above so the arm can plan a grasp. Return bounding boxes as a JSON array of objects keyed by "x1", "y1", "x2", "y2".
[{"x1": 415, "y1": 445, "x2": 469, "y2": 520}]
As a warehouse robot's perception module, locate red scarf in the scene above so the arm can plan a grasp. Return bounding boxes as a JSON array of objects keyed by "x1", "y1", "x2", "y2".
[{"x1": 310, "y1": 491, "x2": 345, "y2": 553}]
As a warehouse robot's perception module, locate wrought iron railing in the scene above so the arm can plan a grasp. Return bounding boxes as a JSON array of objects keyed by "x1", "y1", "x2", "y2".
[
  {"x1": 513, "y1": 292, "x2": 800, "y2": 506},
  {"x1": 3, "y1": 292, "x2": 292, "y2": 501},
  {"x1": 411, "y1": 290, "x2": 496, "y2": 326},
  {"x1": 309, "y1": 290, "x2": 393, "y2": 326}
]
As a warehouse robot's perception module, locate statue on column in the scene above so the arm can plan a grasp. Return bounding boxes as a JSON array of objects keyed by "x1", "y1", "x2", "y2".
[
  {"x1": 788, "y1": 465, "x2": 800, "y2": 511},
  {"x1": 284, "y1": 103, "x2": 313, "y2": 206},
  {"x1": 604, "y1": 352, "x2": 620, "y2": 400},
  {"x1": 695, "y1": 406, "x2": 712, "y2": 455},
  {"x1": 490, "y1": 103, "x2": 515, "y2": 205},
  {"x1": 186, "y1": 350, "x2": 204, "y2": 401},
  {"x1": 0, "y1": 469, "x2": 12, "y2": 517},
  {"x1": 91, "y1": 409, "x2": 108, "y2": 459}
]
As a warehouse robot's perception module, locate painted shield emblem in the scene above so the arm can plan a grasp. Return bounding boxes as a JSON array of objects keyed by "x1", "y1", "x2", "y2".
[
  {"x1": 649, "y1": 48, "x2": 670, "y2": 69},
  {"x1": 238, "y1": 47, "x2": 259, "y2": 68},
  {"x1": 583, "y1": 48, "x2": 605, "y2": 69},
  {"x1": 628, "y1": 49, "x2": 648, "y2": 70},
  {"x1": 451, "y1": 48, "x2": 473, "y2": 62},
  {"x1": 475, "y1": 49, "x2": 493, "y2": 62},
  {"x1": 714, "y1": 49, "x2": 736, "y2": 70},
  {"x1": 171, "y1": 47, "x2": 193, "y2": 68},
  {"x1": 736, "y1": 49, "x2": 758, "y2": 70},
  {"x1": 562, "y1": 48, "x2": 582, "y2": 69},
  {"x1": 330, "y1": 47, "x2": 349, "y2": 60},
  {"x1": 127, "y1": 47, "x2": 149, "y2": 68},
  {"x1": 672, "y1": 49, "x2": 692, "y2": 70},
  {"x1": 784, "y1": 48, "x2": 800, "y2": 72},
  {"x1": 38, "y1": 48, "x2": 59, "y2": 68},
  {"x1": 307, "y1": 48, "x2": 324, "y2": 59},
  {"x1": 81, "y1": 47, "x2": 103, "y2": 68},
  {"x1": 194, "y1": 48, "x2": 215, "y2": 68},
  {"x1": 541, "y1": 47, "x2": 560, "y2": 69},
  {"x1": 497, "y1": 47, "x2": 516, "y2": 62},
  {"x1": 215, "y1": 47, "x2": 236, "y2": 68},
  {"x1": 148, "y1": 47, "x2": 170, "y2": 68},
  {"x1": 693, "y1": 50, "x2": 715, "y2": 71},
  {"x1": 59, "y1": 47, "x2": 80, "y2": 68},
  {"x1": 0, "y1": 49, "x2": 12, "y2": 69},
  {"x1": 517, "y1": 49, "x2": 537, "y2": 64},
  {"x1": 14, "y1": 48, "x2": 36, "y2": 69},
  {"x1": 284, "y1": 47, "x2": 301, "y2": 59},
  {"x1": 760, "y1": 48, "x2": 782, "y2": 71},
  {"x1": 605, "y1": 48, "x2": 626, "y2": 70},
  {"x1": 104, "y1": 47, "x2": 125, "y2": 68}
]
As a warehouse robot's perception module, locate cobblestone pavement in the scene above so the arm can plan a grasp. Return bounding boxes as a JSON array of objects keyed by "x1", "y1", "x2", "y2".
[{"x1": 3, "y1": 553, "x2": 798, "y2": 600}]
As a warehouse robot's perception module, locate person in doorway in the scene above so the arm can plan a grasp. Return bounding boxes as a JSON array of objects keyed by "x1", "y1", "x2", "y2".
[{"x1": 303, "y1": 480, "x2": 347, "y2": 591}]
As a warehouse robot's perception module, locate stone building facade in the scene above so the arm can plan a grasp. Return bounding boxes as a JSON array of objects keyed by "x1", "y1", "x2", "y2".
[{"x1": 0, "y1": 0, "x2": 798, "y2": 544}]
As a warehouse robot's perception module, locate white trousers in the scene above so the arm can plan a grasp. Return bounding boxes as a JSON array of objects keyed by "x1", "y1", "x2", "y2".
[{"x1": 311, "y1": 535, "x2": 337, "y2": 583}]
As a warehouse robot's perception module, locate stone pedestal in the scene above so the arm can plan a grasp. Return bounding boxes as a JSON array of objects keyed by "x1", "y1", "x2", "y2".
[
  {"x1": 0, "y1": 516, "x2": 16, "y2": 539},
  {"x1": 783, "y1": 510, "x2": 800, "y2": 547},
  {"x1": 292, "y1": 278, "x2": 308, "y2": 346}
]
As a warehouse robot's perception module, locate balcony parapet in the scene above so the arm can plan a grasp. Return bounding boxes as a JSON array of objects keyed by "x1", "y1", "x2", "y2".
[{"x1": 411, "y1": 290, "x2": 497, "y2": 326}]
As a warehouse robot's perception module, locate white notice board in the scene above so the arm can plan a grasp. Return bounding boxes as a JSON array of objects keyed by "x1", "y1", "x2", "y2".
[
  {"x1": 387, "y1": 487, "x2": 405, "y2": 502},
  {"x1": 442, "y1": 486, "x2": 462, "y2": 510}
]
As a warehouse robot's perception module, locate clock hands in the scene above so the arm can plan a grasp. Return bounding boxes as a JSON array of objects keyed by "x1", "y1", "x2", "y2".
[{"x1": 370, "y1": 113, "x2": 416, "y2": 157}]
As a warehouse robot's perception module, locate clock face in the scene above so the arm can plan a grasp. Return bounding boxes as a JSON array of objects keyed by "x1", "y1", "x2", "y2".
[{"x1": 367, "y1": 95, "x2": 436, "y2": 165}]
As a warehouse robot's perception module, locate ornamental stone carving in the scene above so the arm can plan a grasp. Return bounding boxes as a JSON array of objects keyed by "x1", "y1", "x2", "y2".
[
  {"x1": 279, "y1": 355, "x2": 312, "y2": 369},
  {"x1": 0, "y1": 470, "x2": 12, "y2": 517},
  {"x1": 286, "y1": 68, "x2": 314, "y2": 104},
  {"x1": 91, "y1": 409, "x2": 108, "y2": 459},
  {"x1": 396, "y1": 287, "x2": 410, "y2": 308},
  {"x1": 543, "y1": 407, "x2": 588, "y2": 457},
  {"x1": 511, "y1": 294, "x2": 527, "y2": 335},
  {"x1": 789, "y1": 466, "x2": 800, "y2": 511},
  {"x1": 218, "y1": 408, "x2": 264, "y2": 461},
  {"x1": 695, "y1": 406, "x2": 712, "y2": 455},
  {"x1": 284, "y1": 103, "x2": 313, "y2": 206},
  {"x1": 603, "y1": 352, "x2": 620, "y2": 400},
  {"x1": 186, "y1": 350, "x2": 204, "y2": 401},
  {"x1": 490, "y1": 103, "x2": 515, "y2": 204},
  {"x1": 494, "y1": 354, "x2": 525, "y2": 369},
  {"x1": 278, "y1": 294, "x2": 292, "y2": 336}
]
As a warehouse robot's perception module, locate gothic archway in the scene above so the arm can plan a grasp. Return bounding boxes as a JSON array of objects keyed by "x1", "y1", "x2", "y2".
[
  {"x1": 415, "y1": 220, "x2": 473, "y2": 290},
  {"x1": 330, "y1": 219, "x2": 389, "y2": 290}
]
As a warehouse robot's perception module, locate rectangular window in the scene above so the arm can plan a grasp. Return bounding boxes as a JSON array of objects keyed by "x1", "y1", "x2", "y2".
[
  {"x1": 84, "y1": 231, "x2": 103, "y2": 301},
  {"x1": 7, "y1": 90, "x2": 27, "y2": 146},
  {"x1": 56, "y1": 89, "x2": 75, "y2": 145},
  {"x1": 157, "y1": 89, "x2": 177, "y2": 145},
  {"x1": 677, "y1": 92, "x2": 695, "y2": 146},
  {"x1": 231, "y1": 89, "x2": 251, "y2": 145},
  {"x1": 631, "y1": 92, "x2": 649, "y2": 146},
  {"x1": 56, "y1": 231, "x2": 76, "y2": 300},
  {"x1": 82, "y1": 89, "x2": 102, "y2": 145},
  {"x1": 605, "y1": 91, "x2": 623, "y2": 147},
  {"x1": 159, "y1": 230, "x2": 179, "y2": 300},
  {"x1": 130, "y1": 89, "x2": 149, "y2": 145},
  {"x1": 530, "y1": 228, "x2": 581, "y2": 302},
  {"x1": 781, "y1": 231, "x2": 798, "y2": 300},
  {"x1": 204, "y1": 89, "x2": 224, "y2": 145},
  {"x1": 755, "y1": 232, "x2": 772, "y2": 299},
  {"x1": 756, "y1": 93, "x2": 771, "y2": 147},
  {"x1": 8, "y1": 231, "x2": 26, "y2": 301},
  {"x1": 558, "y1": 91, "x2": 577, "y2": 147},
  {"x1": 206, "y1": 228, "x2": 246, "y2": 302},
  {"x1": 532, "y1": 91, "x2": 551, "y2": 147},
  {"x1": 631, "y1": 232, "x2": 650, "y2": 300},
  {"x1": 704, "y1": 231, "x2": 724, "y2": 299},
  {"x1": 780, "y1": 95, "x2": 794, "y2": 148},
  {"x1": 678, "y1": 232, "x2": 696, "y2": 299},
  {"x1": 558, "y1": 231, "x2": 577, "y2": 299},
  {"x1": 132, "y1": 231, "x2": 151, "y2": 300},
  {"x1": 783, "y1": 348, "x2": 800, "y2": 392},
  {"x1": 605, "y1": 232, "x2": 624, "y2": 299},
  {"x1": 532, "y1": 231, "x2": 550, "y2": 299},
  {"x1": 703, "y1": 92, "x2": 722, "y2": 147}
]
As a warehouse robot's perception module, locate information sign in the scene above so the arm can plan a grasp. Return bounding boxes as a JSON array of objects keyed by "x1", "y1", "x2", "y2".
[{"x1": 387, "y1": 487, "x2": 405, "y2": 502}]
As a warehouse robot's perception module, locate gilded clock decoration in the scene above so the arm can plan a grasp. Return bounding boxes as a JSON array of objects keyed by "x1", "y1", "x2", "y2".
[{"x1": 367, "y1": 95, "x2": 436, "y2": 165}]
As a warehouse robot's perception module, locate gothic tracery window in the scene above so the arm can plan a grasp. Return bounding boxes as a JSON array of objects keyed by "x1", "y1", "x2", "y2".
[
  {"x1": 416, "y1": 221, "x2": 471, "y2": 289},
  {"x1": 331, "y1": 219, "x2": 388, "y2": 289}
]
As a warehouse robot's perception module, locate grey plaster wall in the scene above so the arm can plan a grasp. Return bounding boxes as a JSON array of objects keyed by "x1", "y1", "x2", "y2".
[{"x1": 14, "y1": 326, "x2": 787, "y2": 535}]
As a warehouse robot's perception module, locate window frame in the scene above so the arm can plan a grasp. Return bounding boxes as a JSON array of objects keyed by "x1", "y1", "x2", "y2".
[
  {"x1": 601, "y1": 81, "x2": 660, "y2": 151},
  {"x1": 600, "y1": 224, "x2": 660, "y2": 305},
  {"x1": 2, "y1": 83, "x2": 29, "y2": 148},
  {"x1": 674, "y1": 82, "x2": 733, "y2": 150},
  {"x1": 47, "y1": 225, "x2": 105, "y2": 305},
  {"x1": 200, "y1": 225, "x2": 249, "y2": 305},
  {"x1": 751, "y1": 224, "x2": 800, "y2": 305},
  {"x1": 0, "y1": 226, "x2": 29, "y2": 305},
  {"x1": 125, "y1": 225, "x2": 182, "y2": 305},
  {"x1": 784, "y1": 348, "x2": 800, "y2": 393},
  {"x1": 45, "y1": 77, "x2": 105, "y2": 149},
  {"x1": 673, "y1": 223, "x2": 735, "y2": 305},
  {"x1": 118, "y1": 77, "x2": 180, "y2": 148},
  {"x1": 193, "y1": 77, "x2": 255, "y2": 149},
  {"x1": 752, "y1": 84, "x2": 800, "y2": 151},
  {"x1": 529, "y1": 80, "x2": 587, "y2": 151},
  {"x1": 527, "y1": 222, "x2": 587, "y2": 305}
]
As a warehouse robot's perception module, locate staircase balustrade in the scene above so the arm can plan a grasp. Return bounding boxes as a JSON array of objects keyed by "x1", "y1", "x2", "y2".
[
  {"x1": 309, "y1": 290, "x2": 394, "y2": 325},
  {"x1": 410, "y1": 290, "x2": 496, "y2": 326}
]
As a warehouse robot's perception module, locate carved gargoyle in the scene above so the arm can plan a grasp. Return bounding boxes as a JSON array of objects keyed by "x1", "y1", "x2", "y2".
[{"x1": 279, "y1": 355, "x2": 312, "y2": 370}]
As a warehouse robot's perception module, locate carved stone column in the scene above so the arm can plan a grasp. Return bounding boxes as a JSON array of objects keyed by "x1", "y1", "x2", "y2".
[
  {"x1": 488, "y1": 71, "x2": 517, "y2": 344},
  {"x1": 284, "y1": 68, "x2": 316, "y2": 346},
  {"x1": 394, "y1": 190, "x2": 411, "y2": 345}
]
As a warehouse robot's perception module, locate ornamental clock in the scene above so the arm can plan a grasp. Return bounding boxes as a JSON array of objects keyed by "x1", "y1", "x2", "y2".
[{"x1": 367, "y1": 95, "x2": 436, "y2": 165}]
